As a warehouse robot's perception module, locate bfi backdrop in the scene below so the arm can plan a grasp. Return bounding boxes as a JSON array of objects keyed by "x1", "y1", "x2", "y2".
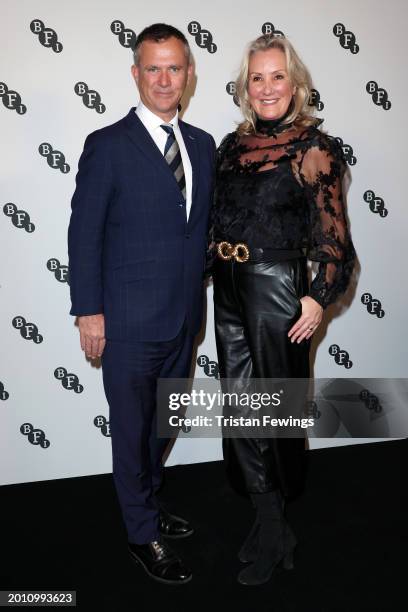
[{"x1": 1, "y1": 0, "x2": 407, "y2": 485}]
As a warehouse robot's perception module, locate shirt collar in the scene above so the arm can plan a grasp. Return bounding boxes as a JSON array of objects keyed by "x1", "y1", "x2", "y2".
[{"x1": 136, "y1": 100, "x2": 179, "y2": 131}]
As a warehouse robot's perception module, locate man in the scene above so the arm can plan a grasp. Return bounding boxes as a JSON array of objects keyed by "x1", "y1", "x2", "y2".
[{"x1": 68, "y1": 23, "x2": 215, "y2": 585}]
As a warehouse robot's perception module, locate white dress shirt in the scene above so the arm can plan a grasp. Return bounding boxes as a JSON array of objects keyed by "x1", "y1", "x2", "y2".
[{"x1": 136, "y1": 101, "x2": 193, "y2": 220}]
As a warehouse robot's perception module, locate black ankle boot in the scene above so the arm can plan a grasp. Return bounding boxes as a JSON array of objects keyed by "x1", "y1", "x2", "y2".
[{"x1": 237, "y1": 490, "x2": 297, "y2": 586}]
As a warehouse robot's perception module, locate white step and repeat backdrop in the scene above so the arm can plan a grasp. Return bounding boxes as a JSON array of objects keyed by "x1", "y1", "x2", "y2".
[{"x1": 1, "y1": 0, "x2": 407, "y2": 485}]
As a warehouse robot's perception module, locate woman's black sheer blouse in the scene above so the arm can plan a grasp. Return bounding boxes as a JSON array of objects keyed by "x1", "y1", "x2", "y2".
[{"x1": 209, "y1": 117, "x2": 356, "y2": 309}]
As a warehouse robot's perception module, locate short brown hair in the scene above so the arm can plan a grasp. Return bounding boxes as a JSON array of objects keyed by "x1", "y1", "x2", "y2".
[{"x1": 133, "y1": 23, "x2": 192, "y2": 65}]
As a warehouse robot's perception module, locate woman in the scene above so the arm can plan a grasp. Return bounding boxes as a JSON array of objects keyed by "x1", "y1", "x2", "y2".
[{"x1": 209, "y1": 34, "x2": 356, "y2": 586}]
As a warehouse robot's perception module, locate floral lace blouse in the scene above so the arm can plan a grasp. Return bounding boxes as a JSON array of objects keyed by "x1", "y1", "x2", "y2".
[{"x1": 209, "y1": 116, "x2": 356, "y2": 309}]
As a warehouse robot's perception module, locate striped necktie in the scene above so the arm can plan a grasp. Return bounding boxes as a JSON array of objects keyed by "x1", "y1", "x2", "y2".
[{"x1": 160, "y1": 124, "x2": 186, "y2": 201}]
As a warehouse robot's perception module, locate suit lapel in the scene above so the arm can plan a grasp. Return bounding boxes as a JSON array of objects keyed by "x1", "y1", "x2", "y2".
[
  {"x1": 123, "y1": 108, "x2": 176, "y2": 184},
  {"x1": 123, "y1": 109, "x2": 201, "y2": 224}
]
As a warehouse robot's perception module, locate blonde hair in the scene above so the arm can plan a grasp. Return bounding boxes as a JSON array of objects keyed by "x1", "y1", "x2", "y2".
[{"x1": 235, "y1": 34, "x2": 318, "y2": 135}]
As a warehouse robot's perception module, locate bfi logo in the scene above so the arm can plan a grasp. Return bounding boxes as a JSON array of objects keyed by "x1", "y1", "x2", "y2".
[
  {"x1": 30, "y1": 19, "x2": 63, "y2": 53},
  {"x1": 359, "y1": 389, "x2": 382, "y2": 413},
  {"x1": 54, "y1": 367, "x2": 84, "y2": 393},
  {"x1": 366, "y1": 81, "x2": 391, "y2": 110},
  {"x1": 197, "y1": 355, "x2": 219, "y2": 379},
  {"x1": 226, "y1": 81, "x2": 239, "y2": 107},
  {"x1": 363, "y1": 190, "x2": 388, "y2": 218},
  {"x1": 309, "y1": 89, "x2": 324, "y2": 111},
  {"x1": 110, "y1": 20, "x2": 136, "y2": 49},
  {"x1": 12, "y1": 316, "x2": 43, "y2": 344},
  {"x1": 74, "y1": 82, "x2": 106, "y2": 114},
  {"x1": 261, "y1": 23, "x2": 285, "y2": 37},
  {"x1": 47, "y1": 258, "x2": 69, "y2": 284},
  {"x1": 0, "y1": 82, "x2": 27, "y2": 114},
  {"x1": 20, "y1": 423, "x2": 50, "y2": 448},
  {"x1": 328, "y1": 344, "x2": 353, "y2": 369},
  {"x1": 187, "y1": 22, "x2": 217, "y2": 53},
  {"x1": 38, "y1": 143, "x2": 70, "y2": 173},
  {"x1": 334, "y1": 137, "x2": 357, "y2": 166},
  {"x1": 361, "y1": 293, "x2": 385, "y2": 318},
  {"x1": 333, "y1": 23, "x2": 359, "y2": 54},
  {"x1": 0, "y1": 381, "x2": 9, "y2": 401},
  {"x1": 3, "y1": 203, "x2": 35, "y2": 233},
  {"x1": 94, "y1": 415, "x2": 111, "y2": 437}
]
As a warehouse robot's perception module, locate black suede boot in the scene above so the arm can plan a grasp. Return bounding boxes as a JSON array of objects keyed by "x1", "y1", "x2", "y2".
[{"x1": 237, "y1": 490, "x2": 297, "y2": 585}]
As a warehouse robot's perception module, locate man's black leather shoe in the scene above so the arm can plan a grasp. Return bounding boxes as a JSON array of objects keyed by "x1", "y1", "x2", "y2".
[
  {"x1": 159, "y1": 507, "x2": 194, "y2": 539},
  {"x1": 128, "y1": 540, "x2": 192, "y2": 585}
]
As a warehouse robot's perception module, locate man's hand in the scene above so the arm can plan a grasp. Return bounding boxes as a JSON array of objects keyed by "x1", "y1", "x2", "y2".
[
  {"x1": 78, "y1": 314, "x2": 106, "y2": 359},
  {"x1": 288, "y1": 296, "x2": 323, "y2": 344}
]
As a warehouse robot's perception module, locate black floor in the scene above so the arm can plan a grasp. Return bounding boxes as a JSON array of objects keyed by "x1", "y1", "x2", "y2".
[{"x1": 1, "y1": 439, "x2": 407, "y2": 611}]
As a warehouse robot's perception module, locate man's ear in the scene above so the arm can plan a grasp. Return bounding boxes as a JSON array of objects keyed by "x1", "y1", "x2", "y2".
[
  {"x1": 186, "y1": 62, "x2": 193, "y2": 85},
  {"x1": 131, "y1": 64, "x2": 139, "y2": 86}
]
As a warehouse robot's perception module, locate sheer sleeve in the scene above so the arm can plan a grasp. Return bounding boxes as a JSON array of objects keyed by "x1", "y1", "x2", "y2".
[
  {"x1": 204, "y1": 132, "x2": 236, "y2": 278},
  {"x1": 299, "y1": 133, "x2": 356, "y2": 308}
]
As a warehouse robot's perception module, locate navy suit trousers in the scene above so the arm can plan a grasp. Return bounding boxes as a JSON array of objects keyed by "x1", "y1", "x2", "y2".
[{"x1": 101, "y1": 321, "x2": 194, "y2": 544}]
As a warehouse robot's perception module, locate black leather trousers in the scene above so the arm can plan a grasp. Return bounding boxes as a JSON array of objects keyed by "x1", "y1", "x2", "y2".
[{"x1": 213, "y1": 253, "x2": 310, "y2": 499}]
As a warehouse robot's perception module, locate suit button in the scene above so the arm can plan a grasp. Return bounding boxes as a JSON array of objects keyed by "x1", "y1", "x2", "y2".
[{"x1": 185, "y1": 234, "x2": 190, "y2": 239}]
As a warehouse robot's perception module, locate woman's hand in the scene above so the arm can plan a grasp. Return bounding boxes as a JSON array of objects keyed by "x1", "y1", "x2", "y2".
[{"x1": 288, "y1": 296, "x2": 323, "y2": 343}]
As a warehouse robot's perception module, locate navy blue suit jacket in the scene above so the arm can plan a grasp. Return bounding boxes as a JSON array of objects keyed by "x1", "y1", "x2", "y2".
[{"x1": 68, "y1": 107, "x2": 216, "y2": 341}]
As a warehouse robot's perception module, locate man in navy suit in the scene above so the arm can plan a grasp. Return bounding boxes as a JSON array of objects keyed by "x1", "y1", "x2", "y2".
[{"x1": 68, "y1": 23, "x2": 215, "y2": 585}]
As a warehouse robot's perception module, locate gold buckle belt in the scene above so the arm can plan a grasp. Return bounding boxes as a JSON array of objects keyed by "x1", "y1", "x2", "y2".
[{"x1": 217, "y1": 241, "x2": 250, "y2": 263}]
